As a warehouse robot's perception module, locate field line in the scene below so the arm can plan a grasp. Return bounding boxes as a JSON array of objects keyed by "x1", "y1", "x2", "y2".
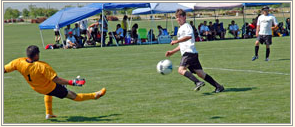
[{"x1": 203, "y1": 67, "x2": 290, "y2": 76}]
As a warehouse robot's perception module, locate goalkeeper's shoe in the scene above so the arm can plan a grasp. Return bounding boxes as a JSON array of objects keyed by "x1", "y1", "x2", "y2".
[
  {"x1": 95, "y1": 88, "x2": 106, "y2": 99},
  {"x1": 45, "y1": 114, "x2": 57, "y2": 119}
]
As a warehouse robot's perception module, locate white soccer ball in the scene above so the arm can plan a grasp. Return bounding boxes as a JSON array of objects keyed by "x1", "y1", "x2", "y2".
[{"x1": 156, "y1": 59, "x2": 173, "y2": 75}]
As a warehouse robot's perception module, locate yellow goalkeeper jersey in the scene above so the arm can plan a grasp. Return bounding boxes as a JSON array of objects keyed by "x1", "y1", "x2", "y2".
[{"x1": 5, "y1": 57, "x2": 57, "y2": 94}]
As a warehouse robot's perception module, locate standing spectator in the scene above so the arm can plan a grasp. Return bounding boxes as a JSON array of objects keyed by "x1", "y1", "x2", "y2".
[
  {"x1": 108, "y1": 24, "x2": 124, "y2": 46},
  {"x1": 213, "y1": 19, "x2": 225, "y2": 40},
  {"x1": 165, "y1": 9, "x2": 224, "y2": 93},
  {"x1": 121, "y1": 15, "x2": 128, "y2": 38},
  {"x1": 229, "y1": 20, "x2": 240, "y2": 39},
  {"x1": 73, "y1": 23, "x2": 82, "y2": 46},
  {"x1": 252, "y1": 6, "x2": 278, "y2": 61},
  {"x1": 79, "y1": 19, "x2": 88, "y2": 43},
  {"x1": 286, "y1": 18, "x2": 290, "y2": 35},
  {"x1": 131, "y1": 23, "x2": 139, "y2": 44},
  {"x1": 64, "y1": 25, "x2": 72, "y2": 39},
  {"x1": 53, "y1": 25, "x2": 61, "y2": 44},
  {"x1": 99, "y1": 15, "x2": 108, "y2": 46}
]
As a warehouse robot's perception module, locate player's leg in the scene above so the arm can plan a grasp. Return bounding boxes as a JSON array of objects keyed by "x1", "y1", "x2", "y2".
[
  {"x1": 195, "y1": 69, "x2": 224, "y2": 93},
  {"x1": 178, "y1": 66, "x2": 205, "y2": 91},
  {"x1": 252, "y1": 39, "x2": 260, "y2": 61},
  {"x1": 265, "y1": 44, "x2": 270, "y2": 61},
  {"x1": 44, "y1": 95, "x2": 57, "y2": 119},
  {"x1": 66, "y1": 88, "x2": 106, "y2": 101}
]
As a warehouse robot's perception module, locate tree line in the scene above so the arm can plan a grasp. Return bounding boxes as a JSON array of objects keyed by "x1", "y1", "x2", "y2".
[{"x1": 4, "y1": 5, "x2": 59, "y2": 19}]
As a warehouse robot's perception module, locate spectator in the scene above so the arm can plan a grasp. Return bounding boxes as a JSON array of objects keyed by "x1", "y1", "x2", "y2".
[
  {"x1": 108, "y1": 24, "x2": 124, "y2": 46},
  {"x1": 208, "y1": 21, "x2": 216, "y2": 40},
  {"x1": 64, "y1": 25, "x2": 72, "y2": 39},
  {"x1": 242, "y1": 22, "x2": 252, "y2": 39},
  {"x1": 65, "y1": 31, "x2": 77, "y2": 49},
  {"x1": 147, "y1": 29, "x2": 155, "y2": 42},
  {"x1": 157, "y1": 25, "x2": 164, "y2": 37},
  {"x1": 131, "y1": 23, "x2": 139, "y2": 44},
  {"x1": 121, "y1": 15, "x2": 128, "y2": 38},
  {"x1": 286, "y1": 18, "x2": 290, "y2": 35},
  {"x1": 229, "y1": 20, "x2": 240, "y2": 39},
  {"x1": 53, "y1": 25, "x2": 61, "y2": 44},
  {"x1": 190, "y1": 21, "x2": 198, "y2": 40},
  {"x1": 99, "y1": 15, "x2": 108, "y2": 46},
  {"x1": 73, "y1": 23, "x2": 82, "y2": 46},
  {"x1": 213, "y1": 19, "x2": 225, "y2": 39},
  {"x1": 200, "y1": 21, "x2": 212, "y2": 41},
  {"x1": 88, "y1": 20, "x2": 99, "y2": 42},
  {"x1": 79, "y1": 19, "x2": 88, "y2": 43}
]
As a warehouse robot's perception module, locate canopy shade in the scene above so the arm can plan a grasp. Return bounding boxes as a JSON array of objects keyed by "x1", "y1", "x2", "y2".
[{"x1": 132, "y1": 3, "x2": 193, "y2": 15}]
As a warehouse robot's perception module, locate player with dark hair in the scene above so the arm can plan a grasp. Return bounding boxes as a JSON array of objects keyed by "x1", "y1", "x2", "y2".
[
  {"x1": 4, "y1": 45, "x2": 106, "y2": 119},
  {"x1": 165, "y1": 9, "x2": 224, "y2": 93},
  {"x1": 252, "y1": 6, "x2": 278, "y2": 61}
]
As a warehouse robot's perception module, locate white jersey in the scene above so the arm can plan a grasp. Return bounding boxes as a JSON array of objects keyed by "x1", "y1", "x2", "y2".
[
  {"x1": 177, "y1": 23, "x2": 197, "y2": 56},
  {"x1": 257, "y1": 14, "x2": 278, "y2": 35}
]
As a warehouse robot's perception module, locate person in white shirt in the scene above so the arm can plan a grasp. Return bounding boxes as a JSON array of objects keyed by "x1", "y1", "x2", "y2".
[
  {"x1": 165, "y1": 9, "x2": 224, "y2": 93},
  {"x1": 252, "y1": 6, "x2": 278, "y2": 61},
  {"x1": 229, "y1": 20, "x2": 240, "y2": 39},
  {"x1": 65, "y1": 31, "x2": 77, "y2": 49},
  {"x1": 108, "y1": 24, "x2": 124, "y2": 46},
  {"x1": 72, "y1": 23, "x2": 82, "y2": 46},
  {"x1": 53, "y1": 25, "x2": 61, "y2": 44}
]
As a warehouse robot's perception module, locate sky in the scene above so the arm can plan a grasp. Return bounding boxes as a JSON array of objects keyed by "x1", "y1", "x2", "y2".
[{"x1": 3, "y1": 2, "x2": 90, "y2": 11}]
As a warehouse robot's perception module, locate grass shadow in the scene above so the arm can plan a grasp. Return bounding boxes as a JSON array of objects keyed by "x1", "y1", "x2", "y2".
[
  {"x1": 202, "y1": 87, "x2": 257, "y2": 96},
  {"x1": 48, "y1": 113, "x2": 121, "y2": 122},
  {"x1": 211, "y1": 116, "x2": 224, "y2": 119},
  {"x1": 274, "y1": 58, "x2": 290, "y2": 61}
]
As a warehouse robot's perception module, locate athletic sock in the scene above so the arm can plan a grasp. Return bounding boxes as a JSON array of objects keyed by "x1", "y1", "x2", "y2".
[
  {"x1": 73, "y1": 93, "x2": 96, "y2": 101},
  {"x1": 44, "y1": 95, "x2": 53, "y2": 115},
  {"x1": 255, "y1": 46, "x2": 259, "y2": 56},
  {"x1": 204, "y1": 74, "x2": 220, "y2": 88},
  {"x1": 184, "y1": 71, "x2": 200, "y2": 84},
  {"x1": 266, "y1": 48, "x2": 270, "y2": 58}
]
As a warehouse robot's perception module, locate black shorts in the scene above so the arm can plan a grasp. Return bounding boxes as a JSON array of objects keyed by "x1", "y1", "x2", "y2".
[
  {"x1": 123, "y1": 29, "x2": 127, "y2": 37},
  {"x1": 54, "y1": 31, "x2": 60, "y2": 36},
  {"x1": 180, "y1": 52, "x2": 203, "y2": 74},
  {"x1": 81, "y1": 30, "x2": 87, "y2": 35},
  {"x1": 46, "y1": 84, "x2": 68, "y2": 99},
  {"x1": 257, "y1": 35, "x2": 272, "y2": 45}
]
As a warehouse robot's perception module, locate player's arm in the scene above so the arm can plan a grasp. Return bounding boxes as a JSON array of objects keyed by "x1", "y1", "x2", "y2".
[
  {"x1": 165, "y1": 46, "x2": 180, "y2": 57},
  {"x1": 52, "y1": 76, "x2": 85, "y2": 86},
  {"x1": 171, "y1": 36, "x2": 192, "y2": 45},
  {"x1": 256, "y1": 25, "x2": 260, "y2": 37}
]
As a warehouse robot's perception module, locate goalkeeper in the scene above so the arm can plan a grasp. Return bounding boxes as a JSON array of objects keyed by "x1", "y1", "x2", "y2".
[{"x1": 4, "y1": 45, "x2": 106, "y2": 119}]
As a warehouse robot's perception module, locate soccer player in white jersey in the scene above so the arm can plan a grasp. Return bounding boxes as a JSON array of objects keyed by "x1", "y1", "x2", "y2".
[
  {"x1": 252, "y1": 6, "x2": 278, "y2": 61},
  {"x1": 165, "y1": 9, "x2": 224, "y2": 93}
]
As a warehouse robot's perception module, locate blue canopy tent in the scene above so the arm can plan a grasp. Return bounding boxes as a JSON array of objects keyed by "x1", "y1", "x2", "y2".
[
  {"x1": 85, "y1": 3, "x2": 151, "y2": 46},
  {"x1": 39, "y1": 5, "x2": 103, "y2": 48}
]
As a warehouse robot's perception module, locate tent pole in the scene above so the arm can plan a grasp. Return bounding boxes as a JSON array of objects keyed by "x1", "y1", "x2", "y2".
[
  {"x1": 243, "y1": 5, "x2": 246, "y2": 38},
  {"x1": 171, "y1": 13, "x2": 174, "y2": 31},
  {"x1": 101, "y1": 5, "x2": 104, "y2": 48},
  {"x1": 165, "y1": 14, "x2": 168, "y2": 29},
  {"x1": 58, "y1": 29, "x2": 65, "y2": 48},
  {"x1": 150, "y1": 10, "x2": 153, "y2": 45},
  {"x1": 39, "y1": 30, "x2": 45, "y2": 48},
  {"x1": 214, "y1": 10, "x2": 216, "y2": 20}
]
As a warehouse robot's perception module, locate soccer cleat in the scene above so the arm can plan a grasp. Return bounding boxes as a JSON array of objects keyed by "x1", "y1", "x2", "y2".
[
  {"x1": 265, "y1": 58, "x2": 270, "y2": 61},
  {"x1": 194, "y1": 81, "x2": 205, "y2": 92},
  {"x1": 252, "y1": 56, "x2": 258, "y2": 61},
  {"x1": 214, "y1": 85, "x2": 225, "y2": 93},
  {"x1": 95, "y1": 88, "x2": 106, "y2": 99},
  {"x1": 45, "y1": 114, "x2": 57, "y2": 119}
]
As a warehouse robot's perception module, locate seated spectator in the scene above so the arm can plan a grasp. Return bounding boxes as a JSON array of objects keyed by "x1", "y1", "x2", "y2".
[
  {"x1": 131, "y1": 23, "x2": 139, "y2": 44},
  {"x1": 200, "y1": 21, "x2": 212, "y2": 41},
  {"x1": 213, "y1": 19, "x2": 225, "y2": 40},
  {"x1": 208, "y1": 21, "x2": 216, "y2": 40},
  {"x1": 108, "y1": 24, "x2": 124, "y2": 46},
  {"x1": 229, "y1": 20, "x2": 240, "y2": 39},
  {"x1": 248, "y1": 18, "x2": 257, "y2": 37},
  {"x1": 190, "y1": 21, "x2": 198, "y2": 40},
  {"x1": 64, "y1": 24, "x2": 72, "y2": 39},
  {"x1": 157, "y1": 25, "x2": 164, "y2": 37},
  {"x1": 73, "y1": 23, "x2": 83, "y2": 47},
  {"x1": 273, "y1": 22, "x2": 287, "y2": 37},
  {"x1": 99, "y1": 15, "x2": 108, "y2": 46},
  {"x1": 53, "y1": 25, "x2": 61, "y2": 44},
  {"x1": 88, "y1": 19, "x2": 99, "y2": 42},
  {"x1": 242, "y1": 22, "x2": 252, "y2": 39},
  {"x1": 65, "y1": 31, "x2": 77, "y2": 49},
  {"x1": 147, "y1": 29, "x2": 155, "y2": 42}
]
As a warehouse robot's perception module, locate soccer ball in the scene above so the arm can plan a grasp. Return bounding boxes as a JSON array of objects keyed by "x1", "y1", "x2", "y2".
[{"x1": 156, "y1": 59, "x2": 173, "y2": 75}]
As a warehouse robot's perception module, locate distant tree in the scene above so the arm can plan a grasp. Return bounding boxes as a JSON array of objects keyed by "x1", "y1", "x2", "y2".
[
  {"x1": 62, "y1": 5, "x2": 74, "y2": 9},
  {"x1": 4, "y1": 7, "x2": 20, "y2": 19},
  {"x1": 45, "y1": 8, "x2": 58, "y2": 17},
  {"x1": 22, "y1": 8, "x2": 30, "y2": 18},
  {"x1": 29, "y1": 5, "x2": 38, "y2": 18}
]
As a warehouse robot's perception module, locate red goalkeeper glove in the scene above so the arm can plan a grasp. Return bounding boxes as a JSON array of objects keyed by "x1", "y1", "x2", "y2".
[{"x1": 68, "y1": 76, "x2": 85, "y2": 86}]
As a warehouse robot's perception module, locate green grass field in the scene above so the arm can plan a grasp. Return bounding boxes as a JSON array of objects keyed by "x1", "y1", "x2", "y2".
[{"x1": 3, "y1": 19, "x2": 290, "y2": 123}]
